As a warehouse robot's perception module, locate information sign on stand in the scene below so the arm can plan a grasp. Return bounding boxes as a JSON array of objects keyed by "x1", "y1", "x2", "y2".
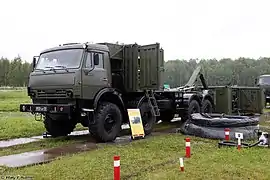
[
  {"x1": 235, "y1": 132, "x2": 243, "y2": 150},
  {"x1": 127, "y1": 109, "x2": 145, "y2": 140}
]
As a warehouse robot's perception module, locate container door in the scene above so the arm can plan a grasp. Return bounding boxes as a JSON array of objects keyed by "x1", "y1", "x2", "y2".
[
  {"x1": 238, "y1": 87, "x2": 264, "y2": 114},
  {"x1": 159, "y1": 49, "x2": 165, "y2": 90},
  {"x1": 138, "y1": 43, "x2": 163, "y2": 90}
]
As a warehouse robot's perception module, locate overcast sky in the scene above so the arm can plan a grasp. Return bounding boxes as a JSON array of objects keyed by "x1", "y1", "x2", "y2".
[{"x1": 0, "y1": 0, "x2": 269, "y2": 62}]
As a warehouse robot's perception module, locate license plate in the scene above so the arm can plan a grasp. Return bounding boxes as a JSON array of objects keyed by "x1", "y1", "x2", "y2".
[{"x1": 35, "y1": 106, "x2": 47, "y2": 112}]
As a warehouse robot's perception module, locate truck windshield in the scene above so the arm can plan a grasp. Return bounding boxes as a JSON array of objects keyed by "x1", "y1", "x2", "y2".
[
  {"x1": 258, "y1": 76, "x2": 270, "y2": 85},
  {"x1": 35, "y1": 49, "x2": 83, "y2": 70}
]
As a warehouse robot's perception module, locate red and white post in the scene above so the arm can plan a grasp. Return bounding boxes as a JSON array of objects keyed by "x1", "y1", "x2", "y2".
[
  {"x1": 185, "y1": 138, "x2": 191, "y2": 158},
  {"x1": 114, "y1": 156, "x2": 120, "y2": 180},
  {"x1": 237, "y1": 138, "x2": 241, "y2": 151},
  {"x1": 179, "y1": 157, "x2": 184, "y2": 172},
  {"x1": 235, "y1": 132, "x2": 243, "y2": 151},
  {"x1": 224, "y1": 128, "x2": 230, "y2": 141}
]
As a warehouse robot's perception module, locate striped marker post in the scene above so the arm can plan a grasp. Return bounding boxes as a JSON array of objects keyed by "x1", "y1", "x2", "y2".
[
  {"x1": 185, "y1": 138, "x2": 191, "y2": 158},
  {"x1": 114, "y1": 156, "x2": 120, "y2": 180},
  {"x1": 179, "y1": 157, "x2": 184, "y2": 171},
  {"x1": 237, "y1": 138, "x2": 241, "y2": 151},
  {"x1": 224, "y1": 128, "x2": 230, "y2": 141}
]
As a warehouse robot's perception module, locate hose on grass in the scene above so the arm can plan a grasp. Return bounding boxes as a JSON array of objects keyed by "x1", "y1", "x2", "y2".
[{"x1": 218, "y1": 140, "x2": 263, "y2": 148}]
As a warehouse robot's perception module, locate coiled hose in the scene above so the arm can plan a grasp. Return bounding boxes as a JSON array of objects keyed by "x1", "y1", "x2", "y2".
[{"x1": 218, "y1": 140, "x2": 265, "y2": 148}]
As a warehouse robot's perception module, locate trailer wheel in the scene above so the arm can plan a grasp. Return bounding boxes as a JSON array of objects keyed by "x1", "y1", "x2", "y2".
[
  {"x1": 89, "y1": 102, "x2": 122, "y2": 142},
  {"x1": 44, "y1": 114, "x2": 76, "y2": 137},
  {"x1": 138, "y1": 101, "x2": 156, "y2": 135},
  {"x1": 201, "y1": 99, "x2": 213, "y2": 113},
  {"x1": 181, "y1": 99, "x2": 201, "y2": 121},
  {"x1": 188, "y1": 99, "x2": 201, "y2": 116}
]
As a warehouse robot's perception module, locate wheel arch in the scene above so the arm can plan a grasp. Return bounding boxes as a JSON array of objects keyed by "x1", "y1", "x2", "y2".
[
  {"x1": 188, "y1": 94, "x2": 202, "y2": 106},
  {"x1": 93, "y1": 88, "x2": 127, "y2": 121}
]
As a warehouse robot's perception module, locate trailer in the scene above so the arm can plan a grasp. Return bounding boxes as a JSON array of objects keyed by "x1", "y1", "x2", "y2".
[
  {"x1": 208, "y1": 85, "x2": 265, "y2": 115},
  {"x1": 19, "y1": 42, "x2": 214, "y2": 142},
  {"x1": 175, "y1": 67, "x2": 265, "y2": 116},
  {"x1": 256, "y1": 74, "x2": 270, "y2": 107}
]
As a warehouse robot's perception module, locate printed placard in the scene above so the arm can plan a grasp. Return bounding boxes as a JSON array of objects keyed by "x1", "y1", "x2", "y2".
[
  {"x1": 235, "y1": 132, "x2": 243, "y2": 139},
  {"x1": 127, "y1": 109, "x2": 145, "y2": 139}
]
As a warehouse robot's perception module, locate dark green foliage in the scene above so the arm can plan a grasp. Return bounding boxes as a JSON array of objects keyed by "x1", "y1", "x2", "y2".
[
  {"x1": 1, "y1": 55, "x2": 270, "y2": 87},
  {"x1": 0, "y1": 56, "x2": 32, "y2": 86},
  {"x1": 164, "y1": 57, "x2": 270, "y2": 87}
]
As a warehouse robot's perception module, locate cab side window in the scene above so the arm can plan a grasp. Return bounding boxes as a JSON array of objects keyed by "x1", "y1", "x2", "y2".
[
  {"x1": 85, "y1": 52, "x2": 93, "y2": 68},
  {"x1": 93, "y1": 52, "x2": 104, "y2": 69}
]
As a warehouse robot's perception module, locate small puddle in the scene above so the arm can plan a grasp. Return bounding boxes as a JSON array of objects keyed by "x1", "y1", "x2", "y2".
[
  {"x1": 0, "y1": 130, "x2": 90, "y2": 148},
  {"x1": 0, "y1": 135, "x2": 135, "y2": 168},
  {"x1": 0, "y1": 136, "x2": 43, "y2": 149},
  {"x1": 0, "y1": 126, "x2": 180, "y2": 168},
  {"x1": 0, "y1": 125, "x2": 131, "y2": 149},
  {"x1": 0, "y1": 141, "x2": 98, "y2": 168}
]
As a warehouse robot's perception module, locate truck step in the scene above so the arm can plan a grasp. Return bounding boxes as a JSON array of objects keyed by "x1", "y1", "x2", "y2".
[{"x1": 145, "y1": 90, "x2": 160, "y2": 116}]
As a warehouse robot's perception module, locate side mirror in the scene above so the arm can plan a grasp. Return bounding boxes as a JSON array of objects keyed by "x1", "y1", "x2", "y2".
[{"x1": 32, "y1": 56, "x2": 38, "y2": 70}]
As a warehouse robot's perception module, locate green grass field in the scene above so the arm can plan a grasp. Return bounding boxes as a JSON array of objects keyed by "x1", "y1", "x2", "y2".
[
  {"x1": 1, "y1": 89, "x2": 270, "y2": 179},
  {"x1": 0, "y1": 90, "x2": 31, "y2": 112},
  {"x1": 1, "y1": 134, "x2": 270, "y2": 180},
  {"x1": 0, "y1": 89, "x2": 87, "y2": 140}
]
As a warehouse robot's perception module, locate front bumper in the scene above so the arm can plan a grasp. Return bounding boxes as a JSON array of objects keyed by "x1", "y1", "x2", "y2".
[{"x1": 20, "y1": 103, "x2": 74, "y2": 114}]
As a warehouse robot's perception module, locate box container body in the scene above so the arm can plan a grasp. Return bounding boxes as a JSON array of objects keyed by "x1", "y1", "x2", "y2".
[
  {"x1": 101, "y1": 42, "x2": 164, "y2": 92},
  {"x1": 208, "y1": 86, "x2": 265, "y2": 114}
]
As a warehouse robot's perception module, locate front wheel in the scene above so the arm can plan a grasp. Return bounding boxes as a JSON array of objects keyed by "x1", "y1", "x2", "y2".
[
  {"x1": 44, "y1": 114, "x2": 76, "y2": 137},
  {"x1": 89, "y1": 102, "x2": 122, "y2": 142}
]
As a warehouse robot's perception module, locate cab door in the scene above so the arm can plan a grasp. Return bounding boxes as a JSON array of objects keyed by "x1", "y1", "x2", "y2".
[{"x1": 81, "y1": 50, "x2": 109, "y2": 100}]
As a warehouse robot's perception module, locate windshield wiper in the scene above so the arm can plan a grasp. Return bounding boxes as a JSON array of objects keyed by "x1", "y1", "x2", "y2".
[
  {"x1": 45, "y1": 66, "x2": 56, "y2": 72},
  {"x1": 54, "y1": 65, "x2": 69, "y2": 72},
  {"x1": 34, "y1": 69, "x2": 46, "y2": 73}
]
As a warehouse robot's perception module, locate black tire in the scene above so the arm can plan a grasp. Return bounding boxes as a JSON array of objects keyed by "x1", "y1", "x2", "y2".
[
  {"x1": 181, "y1": 99, "x2": 201, "y2": 121},
  {"x1": 159, "y1": 110, "x2": 175, "y2": 123},
  {"x1": 138, "y1": 101, "x2": 156, "y2": 135},
  {"x1": 44, "y1": 114, "x2": 76, "y2": 137},
  {"x1": 201, "y1": 99, "x2": 213, "y2": 113},
  {"x1": 89, "y1": 102, "x2": 122, "y2": 142}
]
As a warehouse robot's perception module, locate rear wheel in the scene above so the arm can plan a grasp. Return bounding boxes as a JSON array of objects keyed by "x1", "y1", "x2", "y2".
[
  {"x1": 201, "y1": 99, "x2": 213, "y2": 113},
  {"x1": 89, "y1": 102, "x2": 122, "y2": 142},
  {"x1": 138, "y1": 101, "x2": 156, "y2": 135},
  {"x1": 44, "y1": 114, "x2": 76, "y2": 137}
]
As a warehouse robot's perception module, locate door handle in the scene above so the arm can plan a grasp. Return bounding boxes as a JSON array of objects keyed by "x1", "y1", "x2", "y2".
[
  {"x1": 83, "y1": 68, "x2": 93, "y2": 75},
  {"x1": 101, "y1": 78, "x2": 108, "y2": 81}
]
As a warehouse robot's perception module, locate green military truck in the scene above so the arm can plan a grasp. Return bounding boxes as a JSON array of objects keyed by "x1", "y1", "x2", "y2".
[{"x1": 19, "y1": 42, "x2": 214, "y2": 142}]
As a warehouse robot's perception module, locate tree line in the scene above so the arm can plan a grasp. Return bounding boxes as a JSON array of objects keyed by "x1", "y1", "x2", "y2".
[
  {"x1": 164, "y1": 57, "x2": 270, "y2": 88},
  {"x1": 1, "y1": 56, "x2": 270, "y2": 87},
  {"x1": 0, "y1": 57, "x2": 32, "y2": 87}
]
